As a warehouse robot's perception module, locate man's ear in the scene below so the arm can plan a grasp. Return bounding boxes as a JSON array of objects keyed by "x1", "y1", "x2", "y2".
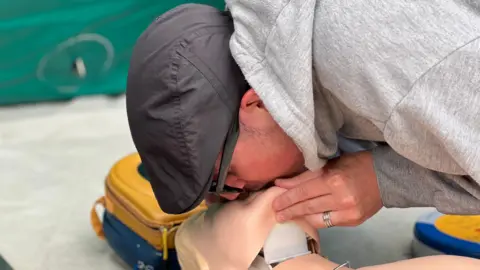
[{"x1": 240, "y1": 89, "x2": 265, "y2": 112}]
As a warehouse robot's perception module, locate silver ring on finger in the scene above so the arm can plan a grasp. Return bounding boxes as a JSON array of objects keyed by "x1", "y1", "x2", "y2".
[{"x1": 322, "y1": 211, "x2": 334, "y2": 228}]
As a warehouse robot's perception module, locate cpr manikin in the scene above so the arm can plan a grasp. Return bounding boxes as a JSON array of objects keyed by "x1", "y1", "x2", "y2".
[
  {"x1": 175, "y1": 187, "x2": 318, "y2": 270},
  {"x1": 175, "y1": 187, "x2": 480, "y2": 270}
]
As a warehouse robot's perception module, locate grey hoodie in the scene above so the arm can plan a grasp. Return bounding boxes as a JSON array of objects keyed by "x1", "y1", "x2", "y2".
[{"x1": 225, "y1": 0, "x2": 480, "y2": 214}]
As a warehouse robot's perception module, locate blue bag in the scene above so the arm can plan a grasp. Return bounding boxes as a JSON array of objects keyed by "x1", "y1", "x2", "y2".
[{"x1": 103, "y1": 210, "x2": 181, "y2": 270}]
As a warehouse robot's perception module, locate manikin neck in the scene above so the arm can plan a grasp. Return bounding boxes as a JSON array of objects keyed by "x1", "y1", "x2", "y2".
[{"x1": 262, "y1": 222, "x2": 311, "y2": 265}]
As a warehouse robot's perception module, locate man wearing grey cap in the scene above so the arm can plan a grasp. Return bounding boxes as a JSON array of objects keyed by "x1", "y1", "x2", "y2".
[{"x1": 126, "y1": 1, "x2": 480, "y2": 230}]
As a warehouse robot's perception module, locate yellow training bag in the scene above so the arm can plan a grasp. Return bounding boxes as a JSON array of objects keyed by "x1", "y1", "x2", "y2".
[{"x1": 90, "y1": 153, "x2": 207, "y2": 269}]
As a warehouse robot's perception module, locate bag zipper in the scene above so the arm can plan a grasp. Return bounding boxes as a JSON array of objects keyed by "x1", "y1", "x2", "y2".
[{"x1": 105, "y1": 181, "x2": 182, "y2": 230}]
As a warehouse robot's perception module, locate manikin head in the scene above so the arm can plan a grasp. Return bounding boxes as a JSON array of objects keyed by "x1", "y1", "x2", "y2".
[
  {"x1": 215, "y1": 89, "x2": 305, "y2": 200},
  {"x1": 175, "y1": 186, "x2": 320, "y2": 270}
]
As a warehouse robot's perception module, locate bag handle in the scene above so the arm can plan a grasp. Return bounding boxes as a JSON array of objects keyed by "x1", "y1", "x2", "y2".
[{"x1": 90, "y1": 196, "x2": 106, "y2": 240}]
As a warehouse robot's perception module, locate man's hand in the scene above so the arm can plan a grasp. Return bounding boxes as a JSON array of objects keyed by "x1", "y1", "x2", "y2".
[{"x1": 272, "y1": 151, "x2": 383, "y2": 229}]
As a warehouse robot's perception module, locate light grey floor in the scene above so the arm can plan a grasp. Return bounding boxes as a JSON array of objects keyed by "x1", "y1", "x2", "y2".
[{"x1": 0, "y1": 95, "x2": 432, "y2": 270}]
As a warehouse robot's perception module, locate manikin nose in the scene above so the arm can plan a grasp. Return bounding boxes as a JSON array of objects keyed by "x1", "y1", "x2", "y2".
[{"x1": 224, "y1": 174, "x2": 246, "y2": 190}]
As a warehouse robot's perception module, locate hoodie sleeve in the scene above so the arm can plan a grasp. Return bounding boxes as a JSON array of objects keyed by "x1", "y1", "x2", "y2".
[
  {"x1": 371, "y1": 36, "x2": 480, "y2": 215},
  {"x1": 373, "y1": 145, "x2": 480, "y2": 215}
]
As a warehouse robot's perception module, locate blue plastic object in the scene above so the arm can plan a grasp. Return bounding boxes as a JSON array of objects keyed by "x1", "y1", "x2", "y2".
[{"x1": 413, "y1": 211, "x2": 480, "y2": 259}]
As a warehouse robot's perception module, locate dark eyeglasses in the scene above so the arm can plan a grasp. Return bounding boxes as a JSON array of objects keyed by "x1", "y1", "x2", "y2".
[{"x1": 208, "y1": 116, "x2": 246, "y2": 194}]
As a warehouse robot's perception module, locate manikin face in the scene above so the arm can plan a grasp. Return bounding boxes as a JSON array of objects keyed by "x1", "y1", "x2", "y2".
[
  {"x1": 209, "y1": 89, "x2": 305, "y2": 201},
  {"x1": 175, "y1": 186, "x2": 320, "y2": 270}
]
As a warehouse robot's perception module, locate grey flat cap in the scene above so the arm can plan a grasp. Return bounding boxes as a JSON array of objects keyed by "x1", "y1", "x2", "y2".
[{"x1": 126, "y1": 4, "x2": 249, "y2": 214}]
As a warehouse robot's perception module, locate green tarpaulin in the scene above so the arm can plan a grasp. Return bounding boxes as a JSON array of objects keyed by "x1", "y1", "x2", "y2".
[{"x1": 0, "y1": 0, "x2": 224, "y2": 105}]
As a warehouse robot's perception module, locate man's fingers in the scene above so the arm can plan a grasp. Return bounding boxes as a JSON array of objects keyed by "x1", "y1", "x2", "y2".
[
  {"x1": 275, "y1": 195, "x2": 337, "y2": 222},
  {"x1": 272, "y1": 178, "x2": 330, "y2": 211},
  {"x1": 274, "y1": 170, "x2": 320, "y2": 189},
  {"x1": 303, "y1": 208, "x2": 367, "y2": 229}
]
